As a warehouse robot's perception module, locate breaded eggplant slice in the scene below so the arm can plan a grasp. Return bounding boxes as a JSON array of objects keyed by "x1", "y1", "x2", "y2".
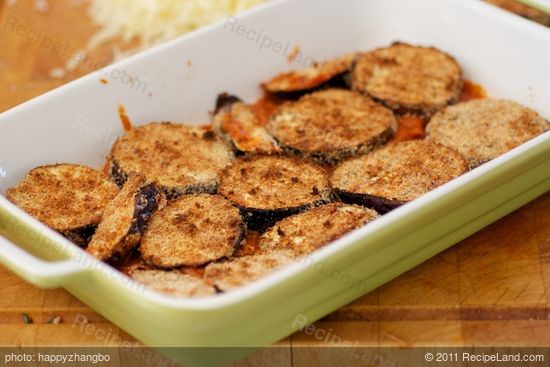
[
  {"x1": 213, "y1": 93, "x2": 281, "y2": 154},
  {"x1": 218, "y1": 155, "x2": 333, "y2": 232},
  {"x1": 140, "y1": 194, "x2": 244, "y2": 268},
  {"x1": 6, "y1": 164, "x2": 118, "y2": 246},
  {"x1": 426, "y1": 99, "x2": 550, "y2": 169},
  {"x1": 129, "y1": 267, "x2": 215, "y2": 298},
  {"x1": 331, "y1": 140, "x2": 467, "y2": 213},
  {"x1": 108, "y1": 122, "x2": 233, "y2": 198},
  {"x1": 259, "y1": 203, "x2": 378, "y2": 256},
  {"x1": 87, "y1": 173, "x2": 161, "y2": 262},
  {"x1": 352, "y1": 43, "x2": 463, "y2": 117},
  {"x1": 267, "y1": 89, "x2": 397, "y2": 164},
  {"x1": 203, "y1": 250, "x2": 296, "y2": 292},
  {"x1": 263, "y1": 53, "x2": 356, "y2": 94}
]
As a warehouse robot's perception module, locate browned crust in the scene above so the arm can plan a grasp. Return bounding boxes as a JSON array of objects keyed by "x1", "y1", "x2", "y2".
[
  {"x1": 203, "y1": 250, "x2": 296, "y2": 292},
  {"x1": 129, "y1": 267, "x2": 215, "y2": 298},
  {"x1": 108, "y1": 122, "x2": 234, "y2": 198},
  {"x1": 6, "y1": 164, "x2": 119, "y2": 235},
  {"x1": 330, "y1": 140, "x2": 468, "y2": 204},
  {"x1": 352, "y1": 42, "x2": 463, "y2": 117},
  {"x1": 262, "y1": 53, "x2": 357, "y2": 93},
  {"x1": 259, "y1": 203, "x2": 379, "y2": 256},
  {"x1": 218, "y1": 155, "x2": 333, "y2": 230},
  {"x1": 86, "y1": 173, "x2": 161, "y2": 262},
  {"x1": 426, "y1": 98, "x2": 550, "y2": 168},
  {"x1": 212, "y1": 94, "x2": 282, "y2": 154},
  {"x1": 268, "y1": 89, "x2": 397, "y2": 164},
  {"x1": 140, "y1": 194, "x2": 244, "y2": 268}
]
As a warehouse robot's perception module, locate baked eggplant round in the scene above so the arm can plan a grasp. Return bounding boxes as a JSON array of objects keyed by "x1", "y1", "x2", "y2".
[
  {"x1": 352, "y1": 42, "x2": 463, "y2": 117},
  {"x1": 331, "y1": 140, "x2": 468, "y2": 213},
  {"x1": 129, "y1": 265, "x2": 215, "y2": 298},
  {"x1": 108, "y1": 122, "x2": 234, "y2": 198},
  {"x1": 87, "y1": 173, "x2": 162, "y2": 262},
  {"x1": 213, "y1": 93, "x2": 281, "y2": 154},
  {"x1": 218, "y1": 155, "x2": 333, "y2": 231},
  {"x1": 262, "y1": 53, "x2": 356, "y2": 94},
  {"x1": 259, "y1": 203, "x2": 378, "y2": 256},
  {"x1": 203, "y1": 250, "x2": 295, "y2": 292},
  {"x1": 267, "y1": 89, "x2": 397, "y2": 164},
  {"x1": 6, "y1": 164, "x2": 119, "y2": 246},
  {"x1": 140, "y1": 194, "x2": 244, "y2": 268},
  {"x1": 426, "y1": 98, "x2": 550, "y2": 168}
]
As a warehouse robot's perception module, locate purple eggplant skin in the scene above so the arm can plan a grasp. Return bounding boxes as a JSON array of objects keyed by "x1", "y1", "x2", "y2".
[
  {"x1": 62, "y1": 224, "x2": 97, "y2": 248},
  {"x1": 336, "y1": 189, "x2": 404, "y2": 215},
  {"x1": 236, "y1": 196, "x2": 334, "y2": 233},
  {"x1": 214, "y1": 93, "x2": 242, "y2": 114},
  {"x1": 129, "y1": 183, "x2": 161, "y2": 235}
]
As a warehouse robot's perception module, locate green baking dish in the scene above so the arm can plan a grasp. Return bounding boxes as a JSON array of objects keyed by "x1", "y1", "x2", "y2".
[
  {"x1": 0, "y1": 0, "x2": 549, "y2": 365},
  {"x1": 516, "y1": 0, "x2": 550, "y2": 15}
]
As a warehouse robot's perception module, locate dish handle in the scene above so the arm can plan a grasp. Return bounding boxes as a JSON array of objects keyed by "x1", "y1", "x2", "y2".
[{"x1": 0, "y1": 234, "x2": 88, "y2": 288}]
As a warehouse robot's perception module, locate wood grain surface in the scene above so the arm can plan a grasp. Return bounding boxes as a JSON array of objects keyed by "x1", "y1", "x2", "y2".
[{"x1": 1, "y1": 1, "x2": 549, "y2": 365}]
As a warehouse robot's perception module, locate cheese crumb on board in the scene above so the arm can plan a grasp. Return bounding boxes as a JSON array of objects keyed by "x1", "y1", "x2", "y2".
[
  {"x1": 9, "y1": 0, "x2": 267, "y2": 76},
  {"x1": 87, "y1": 0, "x2": 267, "y2": 53}
]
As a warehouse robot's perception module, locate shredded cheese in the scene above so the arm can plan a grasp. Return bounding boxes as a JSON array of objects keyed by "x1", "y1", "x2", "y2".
[
  {"x1": 10, "y1": 0, "x2": 267, "y2": 77},
  {"x1": 87, "y1": 0, "x2": 267, "y2": 52}
]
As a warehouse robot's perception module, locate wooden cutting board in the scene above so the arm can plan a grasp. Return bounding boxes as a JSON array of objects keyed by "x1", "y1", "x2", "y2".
[{"x1": 1, "y1": 0, "x2": 550, "y2": 359}]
